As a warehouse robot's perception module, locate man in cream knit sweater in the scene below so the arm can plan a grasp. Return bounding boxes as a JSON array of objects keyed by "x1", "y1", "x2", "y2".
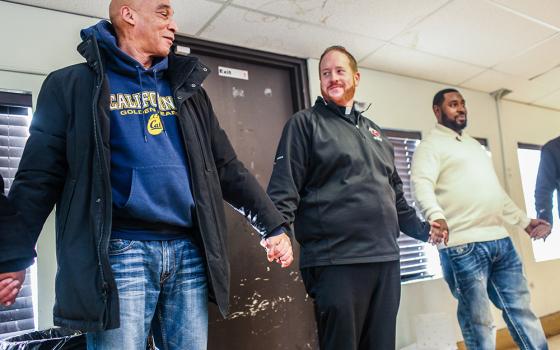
[{"x1": 411, "y1": 88, "x2": 550, "y2": 350}]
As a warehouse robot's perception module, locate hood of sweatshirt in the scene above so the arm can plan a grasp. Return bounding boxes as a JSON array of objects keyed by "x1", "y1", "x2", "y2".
[{"x1": 80, "y1": 20, "x2": 168, "y2": 77}]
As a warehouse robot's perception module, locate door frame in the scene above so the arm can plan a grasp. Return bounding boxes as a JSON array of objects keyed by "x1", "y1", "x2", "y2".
[{"x1": 173, "y1": 36, "x2": 311, "y2": 113}]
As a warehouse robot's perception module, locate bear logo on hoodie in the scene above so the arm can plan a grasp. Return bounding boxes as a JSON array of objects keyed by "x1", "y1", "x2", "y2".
[{"x1": 148, "y1": 114, "x2": 163, "y2": 135}]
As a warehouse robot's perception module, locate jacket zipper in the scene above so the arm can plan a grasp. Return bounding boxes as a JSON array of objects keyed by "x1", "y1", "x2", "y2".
[{"x1": 90, "y1": 55, "x2": 109, "y2": 300}]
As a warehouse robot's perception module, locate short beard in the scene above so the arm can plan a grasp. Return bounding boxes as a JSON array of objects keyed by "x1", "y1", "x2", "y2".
[
  {"x1": 321, "y1": 81, "x2": 356, "y2": 107},
  {"x1": 441, "y1": 111, "x2": 467, "y2": 133}
]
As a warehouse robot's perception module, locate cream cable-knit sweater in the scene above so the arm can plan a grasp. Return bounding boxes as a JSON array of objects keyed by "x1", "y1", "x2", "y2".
[{"x1": 411, "y1": 124, "x2": 530, "y2": 248}]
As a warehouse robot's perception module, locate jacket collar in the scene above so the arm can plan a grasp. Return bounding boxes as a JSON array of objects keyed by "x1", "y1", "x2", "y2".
[
  {"x1": 77, "y1": 36, "x2": 105, "y2": 78},
  {"x1": 314, "y1": 96, "x2": 359, "y2": 124},
  {"x1": 167, "y1": 52, "x2": 210, "y2": 93},
  {"x1": 77, "y1": 36, "x2": 211, "y2": 93}
]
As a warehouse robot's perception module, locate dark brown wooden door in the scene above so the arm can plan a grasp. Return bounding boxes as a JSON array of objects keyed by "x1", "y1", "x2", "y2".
[{"x1": 186, "y1": 49, "x2": 317, "y2": 350}]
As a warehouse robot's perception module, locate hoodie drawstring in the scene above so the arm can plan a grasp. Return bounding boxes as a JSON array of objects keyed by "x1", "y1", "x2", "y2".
[
  {"x1": 136, "y1": 66, "x2": 149, "y2": 143},
  {"x1": 154, "y1": 70, "x2": 167, "y2": 135}
]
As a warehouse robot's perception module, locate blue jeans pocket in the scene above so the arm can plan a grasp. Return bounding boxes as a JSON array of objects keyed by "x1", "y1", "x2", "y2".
[
  {"x1": 445, "y1": 243, "x2": 482, "y2": 283},
  {"x1": 446, "y1": 243, "x2": 475, "y2": 257},
  {"x1": 108, "y1": 239, "x2": 136, "y2": 255}
]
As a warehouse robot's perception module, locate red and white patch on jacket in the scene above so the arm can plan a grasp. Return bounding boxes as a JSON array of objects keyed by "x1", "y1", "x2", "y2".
[{"x1": 368, "y1": 127, "x2": 382, "y2": 141}]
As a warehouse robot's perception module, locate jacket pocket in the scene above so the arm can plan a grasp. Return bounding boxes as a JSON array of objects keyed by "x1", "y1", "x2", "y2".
[{"x1": 58, "y1": 179, "x2": 77, "y2": 239}]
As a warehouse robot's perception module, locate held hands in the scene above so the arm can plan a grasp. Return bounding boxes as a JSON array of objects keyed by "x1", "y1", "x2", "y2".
[
  {"x1": 0, "y1": 270, "x2": 26, "y2": 307},
  {"x1": 525, "y1": 218, "x2": 551, "y2": 241},
  {"x1": 429, "y1": 219, "x2": 449, "y2": 246},
  {"x1": 260, "y1": 232, "x2": 294, "y2": 268}
]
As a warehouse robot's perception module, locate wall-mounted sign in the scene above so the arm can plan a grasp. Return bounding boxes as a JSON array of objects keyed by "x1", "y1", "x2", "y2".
[{"x1": 218, "y1": 66, "x2": 249, "y2": 80}]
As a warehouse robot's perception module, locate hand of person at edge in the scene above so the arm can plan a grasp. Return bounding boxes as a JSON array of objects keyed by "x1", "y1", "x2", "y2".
[
  {"x1": 429, "y1": 219, "x2": 449, "y2": 246},
  {"x1": 525, "y1": 218, "x2": 551, "y2": 241},
  {"x1": 260, "y1": 232, "x2": 294, "y2": 268},
  {"x1": 0, "y1": 270, "x2": 25, "y2": 307}
]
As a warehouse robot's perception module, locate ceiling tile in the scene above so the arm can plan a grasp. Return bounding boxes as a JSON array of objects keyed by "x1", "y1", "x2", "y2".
[
  {"x1": 7, "y1": 0, "x2": 109, "y2": 18},
  {"x1": 490, "y1": 0, "x2": 560, "y2": 29},
  {"x1": 493, "y1": 34, "x2": 560, "y2": 79},
  {"x1": 392, "y1": 0, "x2": 555, "y2": 67},
  {"x1": 232, "y1": 0, "x2": 449, "y2": 41},
  {"x1": 8, "y1": 0, "x2": 223, "y2": 35},
  {"x1": 460, "y1": 69, "x2": 557, "y2": 103},
  {"x1": 173, "y1": 0, "x2": 224, "y2": 35},
  {"x1": 199, "y1": 7, "x2": 385, "y2": 60},
  {"x1": 361, "y1": 44, "x2": 485, "y2": 85}
]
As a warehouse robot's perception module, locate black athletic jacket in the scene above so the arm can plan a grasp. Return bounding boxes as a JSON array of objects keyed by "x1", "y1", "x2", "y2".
[{"x1": 267, "y1": 97, "x2": 430, "y2": 268}]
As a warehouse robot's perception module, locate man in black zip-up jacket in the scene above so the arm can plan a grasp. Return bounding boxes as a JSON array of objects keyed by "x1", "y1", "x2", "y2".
[
  {"x1": 267, "y1": 46, "x2": 445, "y2": 350},
  {"x1": 0, "y1": 1, "x2": 293, "y2": 348},
  {"x1": 535, "y1": 135, "x2": 560, "y2": 228}
]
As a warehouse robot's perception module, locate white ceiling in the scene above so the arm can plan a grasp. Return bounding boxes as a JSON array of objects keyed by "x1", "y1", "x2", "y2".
[{"x1": 7, "y1": 0, "x2": 560, "y2": 110}]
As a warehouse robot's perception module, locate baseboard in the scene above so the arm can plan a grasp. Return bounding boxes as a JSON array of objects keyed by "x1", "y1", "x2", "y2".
[{"x1": 456, "y1": 311, "x2": 560, "y2": 350}]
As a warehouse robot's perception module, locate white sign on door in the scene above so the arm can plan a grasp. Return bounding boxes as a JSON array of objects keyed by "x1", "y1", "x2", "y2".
[{"x1": 218, "y1": 66, "x2": 249, "y2": 80}]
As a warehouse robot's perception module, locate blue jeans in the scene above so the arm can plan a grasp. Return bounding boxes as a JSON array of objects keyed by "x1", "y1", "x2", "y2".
[
  {"x1": 86, "y1": 238, "x2": 208, "y2": 350},
  {"x1": 440, "y1": 237, "x2": 547, "y2": 350}
]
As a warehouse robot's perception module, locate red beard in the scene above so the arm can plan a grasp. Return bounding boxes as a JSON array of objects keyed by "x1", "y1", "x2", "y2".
[{"x1": 321, "y1": 81, "x2": 356, "y2": 106}]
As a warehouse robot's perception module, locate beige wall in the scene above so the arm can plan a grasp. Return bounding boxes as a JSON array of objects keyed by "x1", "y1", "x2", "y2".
[
  {"x1": 309, "y1": 58, "x2": 560, "y2": 348},
  {"x1": 2, "y1": 2, "x2": 560, "y2": 348}
]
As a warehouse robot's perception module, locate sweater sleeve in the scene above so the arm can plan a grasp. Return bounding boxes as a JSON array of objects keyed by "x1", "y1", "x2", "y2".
[
  {"x1": 535, "y1": 146, "x2": 558, "y2": 225},
  {"x1": 411, "y1": 140, "x2": 446, "y2": 222},
  {"x1": 502, "y1": 190, "x2": 531, "y2": 230}
]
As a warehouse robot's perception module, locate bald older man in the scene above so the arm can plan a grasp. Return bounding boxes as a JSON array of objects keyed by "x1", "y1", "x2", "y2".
[{"x1": 0, "y1": 1, "x2": 293, "y2": 349}]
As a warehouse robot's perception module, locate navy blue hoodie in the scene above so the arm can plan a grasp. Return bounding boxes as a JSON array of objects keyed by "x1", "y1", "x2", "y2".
[{"x1": 81, "y1": 21, "x2": 194, "y2": 240}]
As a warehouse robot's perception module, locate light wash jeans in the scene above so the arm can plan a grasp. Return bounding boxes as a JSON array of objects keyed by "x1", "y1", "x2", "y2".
[
  {"x1": 87, "y1": 238, "x2": 208, "y2": 350},
  {"x1": 439, "y1": 237, "x2": 547, "y2": 350}
]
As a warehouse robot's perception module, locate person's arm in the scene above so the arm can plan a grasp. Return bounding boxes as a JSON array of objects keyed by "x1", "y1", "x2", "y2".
[
  {"x1": 201, "y1": 89, "x2": 293, "y2": 266},
  {"x1": 411, "y1": 141, "x2": 446, "y2": 223},
  {"x1": 410, "y1": 140, "x2": 449, "y2": 244},
  {"x1": 502, "y1": 189, "x2": 531, "y2": 229},
  {"x1": 501, "y1": 189, "x2": 551, "y2": 239},
  {"x1": 2, "y1": 73, "x2": 68, "y2": 272},
  {"x1": 535, "y1": 146, "x2": 558, "y2": 225},
  {"x1": 391, "y1": 159, "x2": 446, "y2": 244},
  {"x1": 0, "y1": 73, "x2": 69, "y2": 304},
  {"x1": 266, "y1": 113, "x2": 310, "y2": 231}
]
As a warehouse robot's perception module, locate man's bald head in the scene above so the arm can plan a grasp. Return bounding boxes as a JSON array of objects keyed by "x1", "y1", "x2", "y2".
[
  {"x1": 106, "y1": 0, "x2": 178, "y2": 68},
  {"x1": 109, "y1": 0, "x2": 138, "y2": 32}
]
